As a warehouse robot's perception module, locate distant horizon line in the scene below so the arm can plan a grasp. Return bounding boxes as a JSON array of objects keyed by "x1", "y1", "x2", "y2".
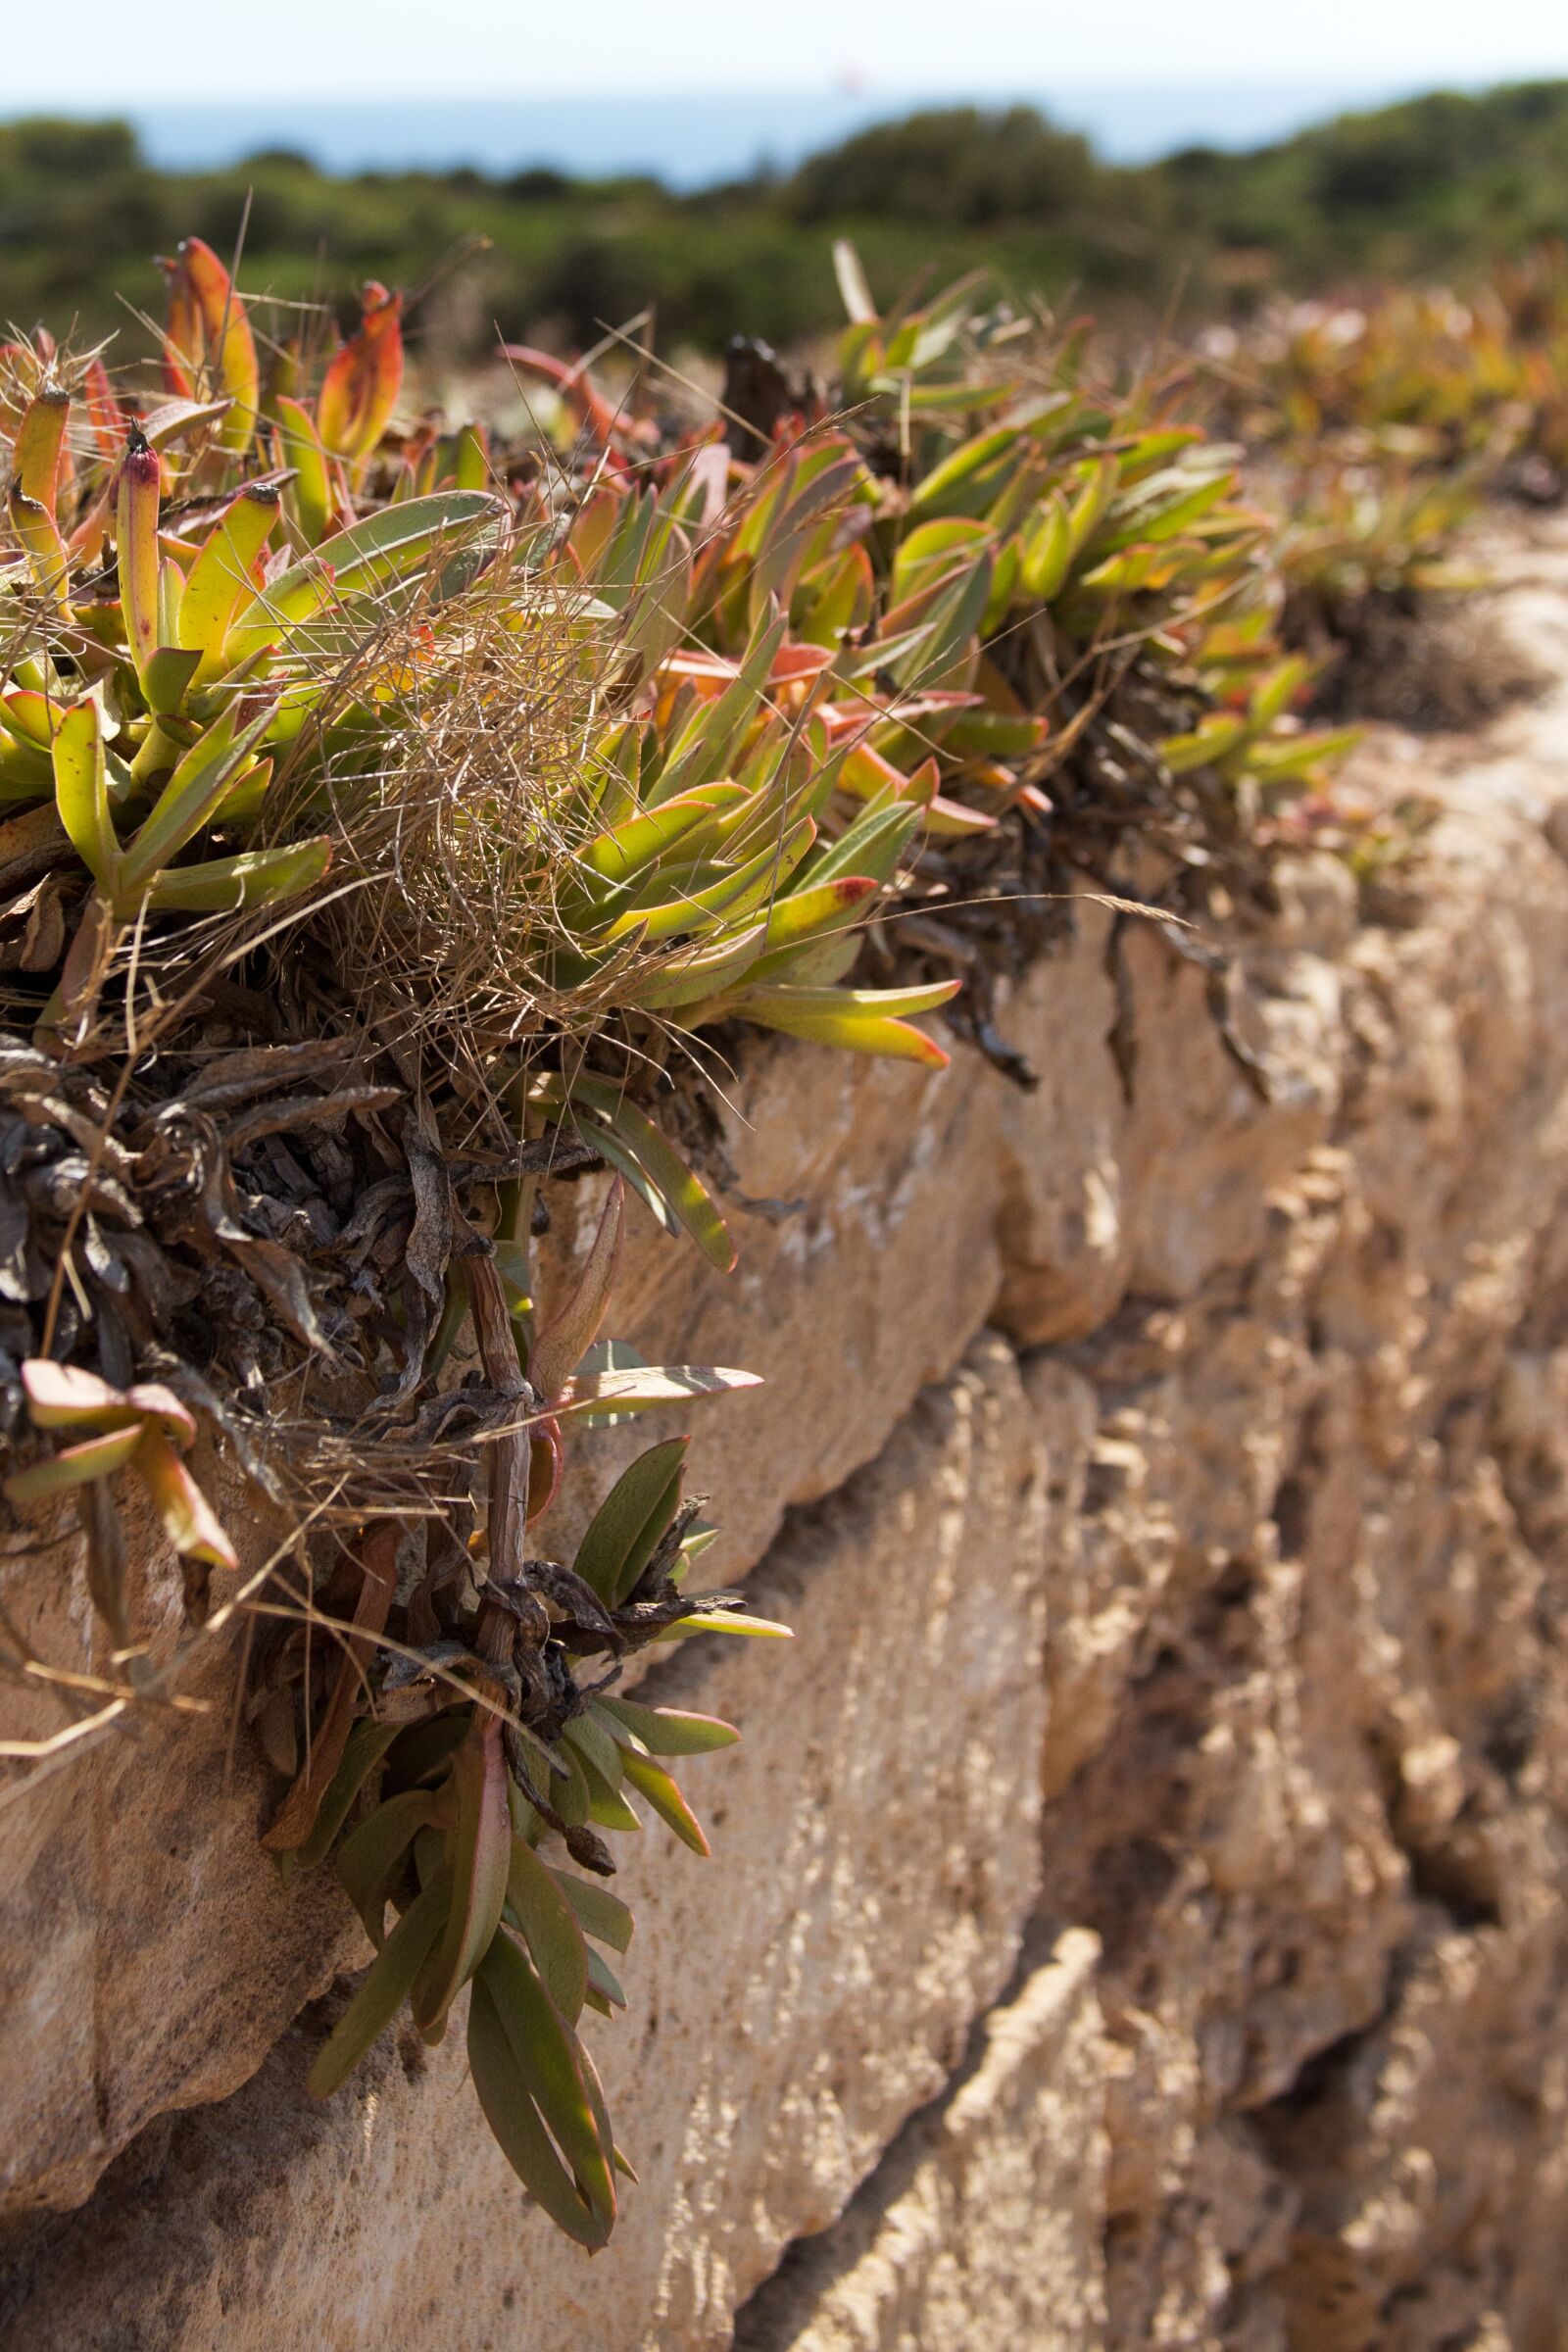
[{"x1": 10, "y1": 73, "x2": 1567, "y2": 105}]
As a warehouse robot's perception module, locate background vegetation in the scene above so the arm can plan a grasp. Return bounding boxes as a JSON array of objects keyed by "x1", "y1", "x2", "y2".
[{"x1": 6, "y1": 79, "x2": 1568, "y2": 361}]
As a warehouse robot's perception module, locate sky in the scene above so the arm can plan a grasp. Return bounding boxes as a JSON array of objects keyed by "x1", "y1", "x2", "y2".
[{"x1": 11, "y1": 0, "x2": 1568, "y2": 104}]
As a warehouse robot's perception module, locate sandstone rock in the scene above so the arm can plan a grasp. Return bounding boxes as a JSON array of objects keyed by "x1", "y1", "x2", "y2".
[
  {"x1": 1260, "y1": 1914, "x2": 1568, "y2": 2352},
  {"x1": 0, "y1": 1471, "x2": 359, "y2": 2219},
  {"x1": 731, "y1": 1929, "x2": 1108, "y2": 2352},
  {"x1": 993, "y1": 907, "x2": 1133, "y2": 1347},
  {"x1": 999, "y1": 643, "x2": 1568, "y2": 2349},
  {"x1": 1116, "y1": 907, "x2": 1344, "y2": 1307}
]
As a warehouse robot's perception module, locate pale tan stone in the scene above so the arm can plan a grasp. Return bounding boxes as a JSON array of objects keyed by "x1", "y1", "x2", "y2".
[
  {"x1": 0, "y1": 1472, "x2": 360, "y2": 2219},
  {"x1": 993, "y1": 907, "x2": 1133, "y2": 1347},
  {"x1": 1005, "y1": 619, "x2": 1568, "y2": 2349},
  {"x1": 730, "y1": 1929, "x2": 1108, "y2": 2352}
]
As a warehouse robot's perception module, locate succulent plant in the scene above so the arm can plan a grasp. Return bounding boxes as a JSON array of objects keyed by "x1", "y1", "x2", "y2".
[{"x1": 1, "y1": 232, "x2": 1364, "y2": 2249}]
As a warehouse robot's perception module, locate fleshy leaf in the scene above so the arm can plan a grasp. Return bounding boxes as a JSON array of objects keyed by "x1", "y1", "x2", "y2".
[
  {"x1": 161, "y1": 237, "x2": 259, "y2": 457},
  {"x1": 557, "y1": 1076, "x2": 735, "y2": 1274},
  {"x1": 306, "y1": 1873, "x2": 450, "y2": 2099},
  {"x1": 506, "y1": 1836, "x2": 590, "y2": 2022},
  {"x1": 336, "y1": 1788, "x2": 438, "y2": 1945},
  {"x1": 4, "y1": 1425, "x2": 143, "y2": 1503},
  {"x1": 571, "y1": 1436, "x2": 688, "y2": 1606},
  {"x1": 557, "y1": 1363, "x2": 761, "y2": 1421},
  {"x1": 474, "y1": 1932, "x2": 617, "y2": 2230},
  {"x1": 177, "y1": 485, "x2": 282, "y2": 674},
  {"x1": 132, "y1": 1430, "x2": 237, "y2": 1572},
  {"x1": 548, "y1": 1868, "x2": 634, "y2": 1955},
  {"x1": 596, "y1": 1697, "x2": 740, "y2": 1755},
  {"x1": 410, "y1": 1715, "x2": 513, "y2": 2038},
  {"x1": 617, "y1": 1747, "x2": 711, "y2": 1855},
  {"x1": 50, "y1": 701, "x2": 118, "y2": 889},
  {"x1": 466, "y1": 1965, "x2": 613, "y2": 2249},
  {"x1": 141, "y1": 838, "x2": 330, "y2": 913},
  {"x1": 318, "y1": 282, "x2": 405, "y2": 462},
  {"x1": 118, "y1": 703, "x2": 278, "y2": 897}
]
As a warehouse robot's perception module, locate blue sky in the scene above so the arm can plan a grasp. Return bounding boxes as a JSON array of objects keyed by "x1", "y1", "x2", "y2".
[{"x1": 12, "y1": 0, "x2": 1568, "y2": 102}]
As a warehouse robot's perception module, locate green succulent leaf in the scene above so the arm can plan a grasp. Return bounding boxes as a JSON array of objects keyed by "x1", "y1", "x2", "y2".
[
  {"x1": 226, "y1": 490, "x2": 506, "y2": 662},
  {"x1": 548, "y1": 1868, "x2": 635, "y2": 1955},
  {"x1": 306, "y1": 1871, "x2": 450, "y2": 2099},
  {"x1": 734, "y1": 980, "x2": 960, "y2": 1066},
  {"x1": 596, "y1": 1697, "x2": 740, "y2": 1755},
  {"x1": 506, "y1": 1837, "x2": 590, "y2": 2023},
  {"x1": 617, "y1": 1747, "x2": 710, "y2": 1856},
  {"x1": 50, "y1": 700, "x2": 119, "y2": 888},
  {"x1": 571, "y1": 1436, "x2": 688, "y2": 1606},
  {"x1": 3, "y1": 1425, "x2": 143, "y2": 1503},
  {"x1": 296, "y1": 1719, "x2": 403, "y2": 1872},
  {"x1": 471, "y1": 1932, "x2": 617, "y2": 2241},
  {"x1": 410, "y1": 1717, "x2": 514, "y2": 2038},
  {"x1": 140, "y1": 838, "x2": 330, "y2": 913},
  {"x1": 117, "y1": 702, "x2": 277, "y2": 897},
  {"x1": 584, "y1": 1945, "x2": 629, "y2": 2016},
  {"x1": 551, "y1": 1076, "x2": 735, "y2": 1273},
  {"x1": 336, "y1": 1788, "x2": 438, "y2": 1946}
]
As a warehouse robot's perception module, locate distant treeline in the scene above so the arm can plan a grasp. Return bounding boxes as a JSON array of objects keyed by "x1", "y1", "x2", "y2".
[{"x1": 4, "y1": 81, "x2": 1568, "y2": 359}]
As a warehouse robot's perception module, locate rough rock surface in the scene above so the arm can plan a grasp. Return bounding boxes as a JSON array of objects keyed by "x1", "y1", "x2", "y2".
[
  {"x1": 732, "y1": 1928, "x2": 1109, "y2": 2352},
  {"x1": 6, "y1": 527, "x2": 1568, "y2": 2348}
]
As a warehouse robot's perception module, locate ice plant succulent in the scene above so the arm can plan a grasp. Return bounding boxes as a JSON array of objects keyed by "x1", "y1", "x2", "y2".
[
  {"x1": 1, "y1": 234, "x2": 1363, "y2": 2248},
  {"x1": 3, "y1": 1358, "x2": 235, "y2": 1638}
]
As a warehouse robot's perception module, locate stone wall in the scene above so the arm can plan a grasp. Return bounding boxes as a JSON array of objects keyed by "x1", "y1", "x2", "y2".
[{"x1": 5, "y1": 539, "x2": 1568, "y2": 2349}]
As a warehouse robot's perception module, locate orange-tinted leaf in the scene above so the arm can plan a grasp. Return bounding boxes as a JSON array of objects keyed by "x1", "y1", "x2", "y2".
[
  {"x1": 131, "y1": 1430, "x2": 237, "y2": 1571},
  {"x1": 318, "y1": 282, "x2": 405, "y2": 463},
  {"x1": 116, "y1": 428, "x2": 162, "y2": 677},
  {"x1": 160, "y1": 237, "x2": 259, "y2": 457},
  {"x1": 618, "y1": 1747, "x2": 710, "y2": 1855},
  {"x1": 79, "y1": 358, "x2": 125, "y2": 459},
  {"x1": 4, "y1": 1425, "x2": 143, "y2": 1504},
  {"x1": 14, "y1": 387, "x2": 70, "y2": 517},
  {"x1": 499, "y1": 343, "x2": 626, "y2": 449}
]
